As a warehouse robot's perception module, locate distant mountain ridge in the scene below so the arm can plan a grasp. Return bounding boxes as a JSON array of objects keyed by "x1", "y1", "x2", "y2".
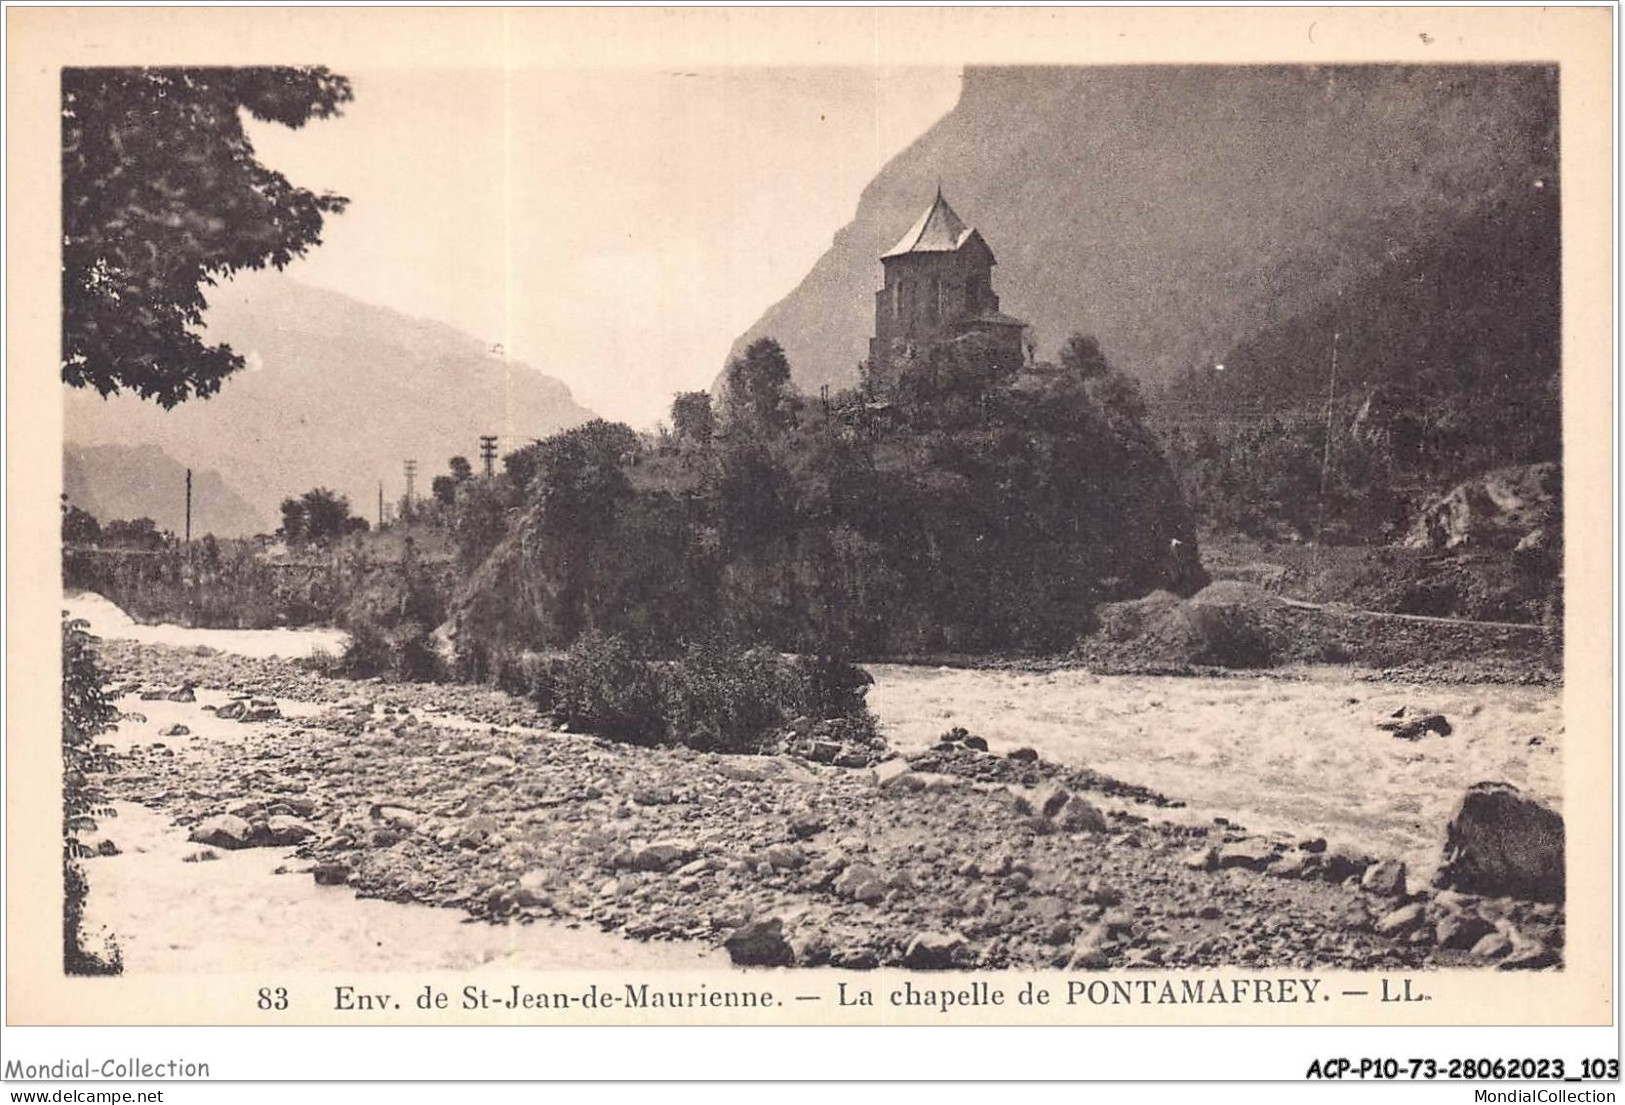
[
  {"x1": 64, "y1": 275, "x2": 596, "y2": 530},
  {"x1": 64, "y1": 442, "x2": 266, "y2": 538},
  {"x1": 728, "y1": 65, "x2": 1557, "y2": 396}
]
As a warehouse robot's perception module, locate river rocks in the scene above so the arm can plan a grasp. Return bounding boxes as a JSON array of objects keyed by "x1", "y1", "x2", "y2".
[
  {"x1": 874, "y1": 760, "x2": 913, "y2": 789},
  {"x1": 1374, "y1": 902, "x2": 1427, "y2": 937},
  {"x1": 312, "y1": 862, "x2": 352, "y2": 886},
  {"x1": 935, "y1": 727, "x2": 989, "y2": 753},
  {"x1": 1361, "y1": 859, "x2": 1407, "y2": 897},
  {"x1": 1435, "y1": 911, "x2": 1495, "y2": 951},
  {"x1": 1068, "y1": 923, "x2": 1114, "y2": 969},
  {"x1": 1337, "y1": 899, "x2": 1374, "y2": 932},
  {"x1": 763, "y1": 844, "x2": 807, "y2": 870},
  {"x1": 1181, "y1": 846, "x2": 1219, "y2": 872},
  {"x1": 833, "y1": 864, "x2": 887, "y2": 904},
  {"x1": 787, "y1": 813, "x2": 826, "y2": 840},
  {"x1": 166, "y1": 682, "x2": 197, "y2": 703},
  {"x1": 264, "y1": 816, "x2": 315, "y2": 845},
  {"x1": 1215, "y1": 839, "x2": 1277, "y2": 872},
  {"x1": 724, "y1": 917, "x2": 795, "y2": 967},
  {"x1": 1007, "y1": 747, "x2": 1039, "y2": 763},
  {"x1": 1378, "y1": 706, "x2": 1452, "y2": 740},
  {"x1": 1319, "y1": 846, "x2": 1375, "y2": 884},
  {"x1": 158, "y1": 724, "x2": 191, "y2": 737},
  {"x1": 622, "y1": 839, "x2": 700, "y2": 873},
  {"x1": 78, "y1": 835, "x2": 120, "y2": 857},
  {"x1": 1266, "y1": 849, "x2": 1317, "y2": 879},
  {"x1": 187, "y1": 811, "x2": 313, "y2": 849},
  {"x1": 216, "y1": 696, "x2": 282, "y2": 722},
  {"x1": 902, "y1": 930, "x2": 965, "y2": 970},
  {"x1": 188, "y1": 814, "x2": 256, "y2": 850},
  {"x1": 448, "y1": 816, "x2": 497, "y2": 850},
  {"x1": 1498, "y1": 931, "x2": 1558, "y2": 971},
  {"x1": 373, "y1": 805, "x2": 421, "y2": 831},
  {"x1": 1056, "y1": 794, "x2": 1108, "y2": 833},
  {"x1": 1034, "y1": 783, "x2": 1072, "y2": 819},
  {"x1": 1010, "y1": 783, "x2": 1104, "y2": 832},
  {"x1": 1434, "y1": 783, "x2": 1564, "y2": 902}
]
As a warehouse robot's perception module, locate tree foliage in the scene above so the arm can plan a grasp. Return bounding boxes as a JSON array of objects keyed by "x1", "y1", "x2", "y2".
[
  {"x1": 670, "y1": 391, "x2": 716, "y2": 447},
  {"x1": 1060, "y1": 333, "x2": 1110, "y2": 380},
  {"x1": 62, "y1": 66, "x2": 352, "y2": 406},
  {"x1": 279, "y1": 487, "x2": 364, "y2": 546},
  {"x1": 452, "y1": 332, "x2": 1203, "y2": 663},
  {"x1": 724, "y1": 338, "x2": 795, "y2": 429},
  {"x1": 61, "y1": 497, "x2": 102, "y2": 545},
  {"x1": 62, "y1": 616, "x2": 121, "y2": 974},
  {"x1": 102, "y1": 517, "x2": 168, "y2": 550}
]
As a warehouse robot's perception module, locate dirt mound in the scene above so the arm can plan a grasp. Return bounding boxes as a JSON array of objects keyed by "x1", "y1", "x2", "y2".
[{"x1": 1088, "y1": 582, "x2": 1277, "y2": 669}]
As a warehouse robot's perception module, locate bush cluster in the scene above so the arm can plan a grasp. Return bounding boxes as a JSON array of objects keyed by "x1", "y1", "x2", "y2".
[{"x1": 527, "y1": 632, "x2": 877, "y2": 754}]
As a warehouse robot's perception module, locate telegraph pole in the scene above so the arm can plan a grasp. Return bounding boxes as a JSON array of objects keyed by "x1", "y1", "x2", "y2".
[
  {"x1": 404, "y1": 460, "x2": 418, "y2": 517},
  {"x1": 378, "y1": 482, "x2": 385, "y2": 529},
  {"x1": 1314, "y1": 329, "x2": 1342, "y2": 555},
  {"x1": 184, "y1": 468, "x2": 192, "y2": 546},
  {"x1": 479, "y1": 435, "x2": 499, "y2": 478}
]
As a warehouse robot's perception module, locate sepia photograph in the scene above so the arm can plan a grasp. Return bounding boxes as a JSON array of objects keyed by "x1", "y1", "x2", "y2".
[{"x1": 4, "y1": 4, "x2": 1618, "y2": 1087}]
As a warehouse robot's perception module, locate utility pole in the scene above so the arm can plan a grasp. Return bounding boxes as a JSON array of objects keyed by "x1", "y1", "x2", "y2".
[
  {"x1": 184, "y1": 468, "x2": 192, "y2": 546},
  {"x1": 479, "y1": 435, "x2": 499, "y2": 478},
  {"x1": 404, "y1": 460, "x2": 418, "y2": 517},
  {"x1": 1314, "y1": 329, "x2": 1342, "y2": 553},
  {"x1": 378, "y1": 481, "x2": 385, "y2": 529}
]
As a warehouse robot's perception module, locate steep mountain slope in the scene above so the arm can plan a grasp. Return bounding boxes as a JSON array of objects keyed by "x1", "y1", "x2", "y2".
[
  {"x1": 64, "y1": 275, "x2": 595, "y2": 526},
  {"x1": 64, "y1": 442, "x2": 266, "y2": 537},
  {"x1": 1166, "y1": 182, "x2": 1559, "y2": 448},
  {"x1": 728, "y1": 65, "x2": 1556, "y2": 395},
  {"x1": 1152, "y1": 181, "x2": 1561, "y2": 545}
]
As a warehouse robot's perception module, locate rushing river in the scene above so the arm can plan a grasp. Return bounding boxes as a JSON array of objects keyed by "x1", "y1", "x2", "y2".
[{"x1": 64, "y1": 591, "x2": 349, "y2": 660}]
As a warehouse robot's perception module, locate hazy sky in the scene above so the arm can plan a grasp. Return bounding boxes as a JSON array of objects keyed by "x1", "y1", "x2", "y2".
[{"x1": 235, "y1": 67, "x2": 962, "y2": 428}]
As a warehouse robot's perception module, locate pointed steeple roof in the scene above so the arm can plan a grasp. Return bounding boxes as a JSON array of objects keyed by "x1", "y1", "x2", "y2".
[{"x1": 882, "y1": 187, "x2": 982, "y2": 259}]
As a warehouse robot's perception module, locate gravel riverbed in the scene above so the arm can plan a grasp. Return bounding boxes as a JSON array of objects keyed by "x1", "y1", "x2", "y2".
[{"x1": 89, "y1": 638, "x2": 1563, "y2": 972}]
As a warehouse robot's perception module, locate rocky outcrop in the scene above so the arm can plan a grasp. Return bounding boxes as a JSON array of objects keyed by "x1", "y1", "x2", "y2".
[
  {"x1": 1405, "y1": 463, "x2": 1560, "y2": 554},
  {"x1": 1434, "y1": 783, "x2": 1564, "y2": 903}
]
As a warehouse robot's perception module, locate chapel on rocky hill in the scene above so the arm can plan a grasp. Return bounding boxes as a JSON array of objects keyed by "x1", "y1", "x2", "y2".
[{"x1": 867, "y1": 188, "x2": 1030, "y2": 376}]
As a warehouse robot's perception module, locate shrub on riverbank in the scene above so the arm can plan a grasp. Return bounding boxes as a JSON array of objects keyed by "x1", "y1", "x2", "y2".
[
  {"x1": 534, "y1": 632, "x2": 878, "y2": 754},
  {"x1": 539, "y1": 631, "x2": 664, "y2": 743},
  {"x1": 62, "y1": 615, "x2": 122, "y2": 975}
]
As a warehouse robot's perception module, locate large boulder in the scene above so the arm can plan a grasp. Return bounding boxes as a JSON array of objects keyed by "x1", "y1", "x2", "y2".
[
  {"x1": 1433, "y1": 783, "x2": 1564, "y2": 903},
  {"x1": 188, "y1": 814, "x2": 256, "y2": 850},
  {"x1": 724, "y1": 918, "x2": 795, "y2": 967},
  {"x1": 902, "y1": 931, "x2": 966, "y2": 970}
]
